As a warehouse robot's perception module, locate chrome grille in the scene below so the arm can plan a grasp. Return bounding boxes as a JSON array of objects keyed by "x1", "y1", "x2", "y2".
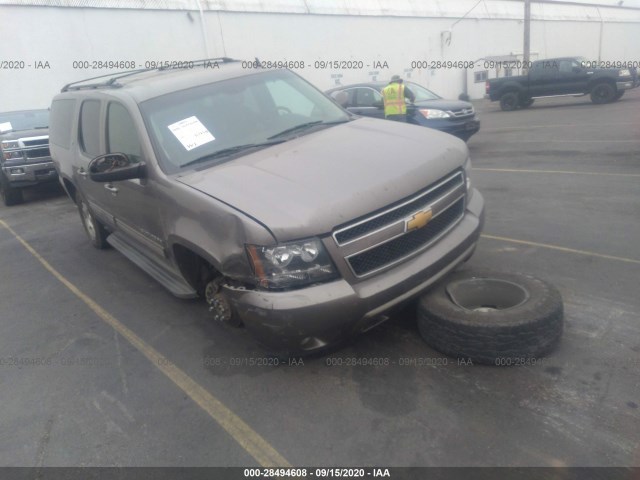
[
  {"x1": 448, "y1": 107, "x2": 475, "y2": 118},
  {"x1": 25, "y1": 147, "x2": 50, "y2": 158},
  {"x1": 334, "y1": 172, "x2": 464, "y2": 245},
  {"x1": 348, "y1": 198, "x2": 465, "y2": 277},
  {"x1": 22, "y1": 139, "x2": 48, "y2": 147},
  {"x1": 333, "y1": 170, "x2": 466, "y2": 278}
]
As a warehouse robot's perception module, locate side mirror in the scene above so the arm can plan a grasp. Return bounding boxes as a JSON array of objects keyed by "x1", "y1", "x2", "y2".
[
  {"x1": 372, "y1": 100, "x2": 384, "y2": 109},
  {"x1": 89, "y1": 153, "x2": 145, "y2": 182},
  {"x1": 572, "y1": 66, "x2": 582, "y2": 73}
]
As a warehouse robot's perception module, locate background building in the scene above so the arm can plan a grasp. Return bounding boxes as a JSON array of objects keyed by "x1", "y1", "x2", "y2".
[{"x1": 1, "y1": 0, "x2": 639, "y2": 109}]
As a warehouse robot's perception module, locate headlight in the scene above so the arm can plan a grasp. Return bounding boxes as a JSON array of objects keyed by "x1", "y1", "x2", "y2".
[
  {"x1": 619, "y1": 69, "x2": 631, "y2": 77},
  {"x1": 418, "y1": 109, "x2": 451, "y2": 119},
  {"x1": 464, "y1": 157, "x2": 473, "y2": 196},
  {"x1": 3, "y1": 150, "x2": 23, "y2": 160},
  {"x1": 2, "y1": 141, "x2": 20, "y2": 150},
  {"x1": 246, "y1": 238, "x2": 338, "y2": 289}
]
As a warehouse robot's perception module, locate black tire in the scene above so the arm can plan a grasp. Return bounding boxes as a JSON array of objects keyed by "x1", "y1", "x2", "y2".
[
  {"x1": 0, "y1": 174, "x2": 24, "y2": 206},
  {"x1": 76, "y1": 194, "x2": 110, "y2": 249},
  {"x1": 519, "y1": 98, "x2": 534, "y2": 108},
  {"x1": 417, "y1": 270, "x2": 563, "y2": 365},
  {"x1": 590, "y1": 82, "x2": 616, "y2": 104},
  {"x1": 614, "y1": 90, "x2": 625, "y2": 101},
  {"x1": 499, "y1": 92, "x2": 519, "y2": 111}
]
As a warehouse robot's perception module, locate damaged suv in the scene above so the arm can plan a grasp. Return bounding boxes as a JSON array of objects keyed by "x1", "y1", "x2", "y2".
[{"x1": 50, "y1": 59, "x2": 484, "y2": 353}]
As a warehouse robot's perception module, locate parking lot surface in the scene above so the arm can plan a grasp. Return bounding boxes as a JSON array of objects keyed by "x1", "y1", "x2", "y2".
[{"x1": 0, "y1": 89, "x2": 639, "y2": 468}]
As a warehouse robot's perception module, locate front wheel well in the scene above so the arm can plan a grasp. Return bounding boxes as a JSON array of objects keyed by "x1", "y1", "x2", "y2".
[
  {"x1": 62, "y1": 178, "x2": 77, "y2": 203},
  {"x1": 588, "y1": 77, "x2": 616, "y2": 90},
  {"x1": 173, "y1": 244, "x2": 218, "y2": 297}
]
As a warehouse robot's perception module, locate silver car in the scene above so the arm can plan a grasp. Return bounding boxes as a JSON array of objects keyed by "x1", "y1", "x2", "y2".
[{"x1": 49, "y1": 59, "x2": 484, "y2": 353}]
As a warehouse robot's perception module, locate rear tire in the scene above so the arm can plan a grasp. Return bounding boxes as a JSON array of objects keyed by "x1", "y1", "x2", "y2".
[
  {"x1": 590, "y1": 82, "x2": 616, "y2": 104},
  {"x1": 77, "y1": 194, "x2": 109, "y2": 249},
  {"x1": 499, "y1": 92, "x2": 519, "y2": 111},
  {"x1": 0, "y1": 174, "x2": 24, "y2": 206}
]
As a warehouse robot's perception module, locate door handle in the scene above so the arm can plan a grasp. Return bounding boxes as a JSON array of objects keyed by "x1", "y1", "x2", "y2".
[
  {"x1": 104, "y1": 183, "x2": 118, "y2": 195},
  {"x1": 77, "y1": 168, "x2": 88, "y2": 177}
]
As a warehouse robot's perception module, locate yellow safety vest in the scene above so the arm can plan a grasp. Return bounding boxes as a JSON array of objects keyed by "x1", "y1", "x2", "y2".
[{"x1": 382, "y1": 83, "x2": 406, "y2": 116}]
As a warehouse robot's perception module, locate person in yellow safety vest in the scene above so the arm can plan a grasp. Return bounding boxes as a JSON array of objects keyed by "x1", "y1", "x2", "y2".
[{"x1": 381, "y1": 75, "x2": 415, "y2": 122}]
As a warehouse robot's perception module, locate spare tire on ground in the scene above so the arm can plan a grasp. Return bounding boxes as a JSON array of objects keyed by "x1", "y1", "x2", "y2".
[{"x1": 417, "y1": 270, "x2": 563, "y2": 365}]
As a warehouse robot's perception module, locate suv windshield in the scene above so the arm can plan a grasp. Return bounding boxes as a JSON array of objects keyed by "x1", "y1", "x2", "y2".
[
  {"x1": 0, "y1": 110, "x2": 49, "y2": 133},
  {"x1": 140, "y1": 70, "x2": 351, "y2": 173},
  {"x1": 406, "y1": 83, "x2": 441, "y2": 102}
]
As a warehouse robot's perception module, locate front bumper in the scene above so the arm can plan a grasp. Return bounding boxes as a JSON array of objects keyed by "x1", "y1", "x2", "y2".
[
  {"x1": 442, "y1": 119, "x2": 481, "y2": 140},
  {"x1": 617, "y1": 79, "x2": 639, "y2": 91},
  {"x1": 225, "y1": 189, "x2": 485, "y2": 353},
  {"x1": 2, "y1": 160, "x2": 57, "y2": 186}
]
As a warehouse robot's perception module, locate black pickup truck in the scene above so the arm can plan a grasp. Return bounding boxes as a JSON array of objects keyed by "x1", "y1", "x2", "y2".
[{"x1": 486, "y1": 57, "x2": 639, "y2": 111}]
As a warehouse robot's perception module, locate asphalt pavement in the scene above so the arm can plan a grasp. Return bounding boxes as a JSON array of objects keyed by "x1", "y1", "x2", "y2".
[{"x1": 0, "y1": 88, "x2": 638, "y2": 468}]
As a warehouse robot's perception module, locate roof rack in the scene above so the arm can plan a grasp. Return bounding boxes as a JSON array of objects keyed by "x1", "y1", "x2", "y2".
[{"x1": 61, "y1": 57, "x2": 240, "y2": 92}]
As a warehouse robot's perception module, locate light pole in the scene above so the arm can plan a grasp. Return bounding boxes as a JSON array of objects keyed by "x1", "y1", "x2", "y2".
[{"x1": 523, "y1": 0, "x2": 531, "y2": 72}]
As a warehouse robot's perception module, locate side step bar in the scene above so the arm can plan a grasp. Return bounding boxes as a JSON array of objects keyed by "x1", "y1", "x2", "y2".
[
  {"x1": 531, "y1": 93, "x2": 587, "y2": 99},
  {"x1": 107, "y1": 232, "x2": 198, "y2": 299}
]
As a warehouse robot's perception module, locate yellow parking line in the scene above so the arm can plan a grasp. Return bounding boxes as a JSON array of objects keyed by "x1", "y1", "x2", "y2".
[
  {"x1": 0, "y1": 219, "x2": 291, "y2": 468},
  {"x1": 481, "y1": 234, "x2": 640, "y2": 265},
  {"x1": 474, "y1": 168, "x2": 640, "y2": 178}
]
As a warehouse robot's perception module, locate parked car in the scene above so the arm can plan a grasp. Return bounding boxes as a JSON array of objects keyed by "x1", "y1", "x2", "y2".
[
  {"x1": 0, "y1": 109, "x2": 56, "y2": 206},
  {"x1": 325, "y1": 81, "x2": 480, "y2": 141},
  {"x1": 486, "y1": 56, "x2": 640, "y2": 111},
  {"x1": 50, "y1": 59, "x2": 484, "y2": 353}
]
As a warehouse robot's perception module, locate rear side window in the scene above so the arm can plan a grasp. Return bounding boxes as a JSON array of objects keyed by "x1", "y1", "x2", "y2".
[
  {"x1": 265, "y1": 79, "x2": 315, "y2": 116},
  {"x1": 49, "y1": 99, "x2": 75, "y2": 148},
  {"x1": 107, "y1": 102, "x2": 142, "y2": 163},
  {"x1": 329, "y1": 89, "x2": 354, "y2": 108},
  {"x1": 354, "y1": 88, "x2": 382, "y2": 107},
  {"x1": 79, "y1": 100, "x2": 102, "y2": 157}
]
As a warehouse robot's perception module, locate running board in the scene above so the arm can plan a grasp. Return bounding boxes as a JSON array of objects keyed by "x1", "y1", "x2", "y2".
[
  {"x1": 531, "y1": 93, "x2": 587, "y2": 99},
  {"x1": 107, "y1": 232, "x2": 198, "y2": 299}
]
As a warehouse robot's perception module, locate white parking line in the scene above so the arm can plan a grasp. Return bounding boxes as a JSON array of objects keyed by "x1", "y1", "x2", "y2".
[{"x1": 0, "y1": 219, "x2": 292, "y2": 468}]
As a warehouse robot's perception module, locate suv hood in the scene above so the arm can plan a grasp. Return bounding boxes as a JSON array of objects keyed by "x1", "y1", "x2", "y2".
[
  {"x1": 176, "y1": 117, "x2": 467, "y2": 242},
  {"x1": 0, "y1": 128, "x2": 49, "y2": 141}
]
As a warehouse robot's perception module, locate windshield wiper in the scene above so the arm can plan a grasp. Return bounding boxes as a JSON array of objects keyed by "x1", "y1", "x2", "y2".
[
  {"x1": 33, "y1": 126, "x2": 48, "y2": 129},
  {"x1": 181, "y1": 140, "x2": 285, "y2": 168},
  {"x1": 267, "y1": 119, "x2": 351, "y2": 140}
]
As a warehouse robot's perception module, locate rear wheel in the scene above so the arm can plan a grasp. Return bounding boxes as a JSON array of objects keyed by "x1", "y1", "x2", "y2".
[
  {"x1": 499, "y1": 92, "x2": 519, "y2": 111},
  {"x1": 590, "y1": 82, "x2": 616, "y2": 104},
  {"x1": 0, "y1": 174, "x2": 24, "y2": 206},
  {"x1": 77, "y1": 194, "x2": 109, "y2": 249}
]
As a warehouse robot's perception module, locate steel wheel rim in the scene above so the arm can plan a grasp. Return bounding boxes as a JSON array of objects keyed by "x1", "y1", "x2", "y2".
[
  {"x1": 595, "y1": 86, "x2": 609, "y2": 100},
  {"x1": 446, "y1": 278, "x2": 530, "y2": 312}
]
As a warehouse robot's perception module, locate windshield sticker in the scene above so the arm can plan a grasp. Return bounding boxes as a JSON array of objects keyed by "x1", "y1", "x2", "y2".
[
  {"x1": 167, "y1": 116, "x2": 215, "y2": 151},
  {"x1": 0, "y1": 122, "x2": 12, "y2": 133}
]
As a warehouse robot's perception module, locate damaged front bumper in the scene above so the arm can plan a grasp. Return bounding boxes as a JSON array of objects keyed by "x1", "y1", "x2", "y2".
[{"x1": 224, "y1": 190, "x2": 485, "y2": 353}]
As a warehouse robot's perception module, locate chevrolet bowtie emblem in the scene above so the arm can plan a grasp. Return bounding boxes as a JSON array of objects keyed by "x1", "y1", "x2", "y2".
[{"x1": 406, "y1": 209, "x2": 433, "y2": 232}]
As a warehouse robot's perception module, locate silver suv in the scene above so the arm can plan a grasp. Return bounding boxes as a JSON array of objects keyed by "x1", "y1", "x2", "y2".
[{"x1": 50, "y1": 58, "x2": 484, "y2": 353}]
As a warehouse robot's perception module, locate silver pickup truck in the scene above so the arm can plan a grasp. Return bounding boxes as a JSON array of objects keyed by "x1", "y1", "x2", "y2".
[
  {"x1": 0, "y1": 110, "x2": 56, "y2": 206},
  {"x1": 50, "y1": 59, "x2": 484, "y2": 353}
]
